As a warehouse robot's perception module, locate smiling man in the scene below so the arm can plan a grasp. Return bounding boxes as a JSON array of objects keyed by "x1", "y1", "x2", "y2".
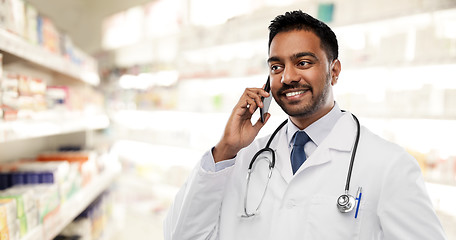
[
  {"x1": 164, "y1": 10, "x2": 446, "y2": 240},
  {"x1": 268, "y1": 29, "x2": 339, "y2": 129}
]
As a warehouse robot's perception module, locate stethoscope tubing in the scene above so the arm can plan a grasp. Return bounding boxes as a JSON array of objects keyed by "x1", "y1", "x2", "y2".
[
  {"x1": 248, "y1": 119, "x2": 288, "y2": 171},
  {"x1": 344, "y1": 113, "x2": 360, "y2": 192}
]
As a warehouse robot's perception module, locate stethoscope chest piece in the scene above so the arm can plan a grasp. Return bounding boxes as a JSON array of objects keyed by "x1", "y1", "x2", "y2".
[{"x1": 337, "y1": 192, "x2": 356, "y2": 213}]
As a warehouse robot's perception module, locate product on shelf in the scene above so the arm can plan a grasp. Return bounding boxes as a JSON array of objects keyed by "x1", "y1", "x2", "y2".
[
  {"x1": 0, "y1": 199, "x2": 14, "y2": 240},
  {"x1": 0, "y1": 159, "x2": 83, "y2": 202},
  {"x1": 37, "y1": 14, "x2": 60, "y2": 55},
  {"x1": 19, "y1": 160, "x2": 80, "y2": 202},
  {"x1": 0, "y1": 149, "x2": 103, "y2": 194},
  {"x1": 24, "y1": 2, "x2": 38, "y2": 45},
  {"x1": 0, "y1": 71, "x2": 48, "y2": 120},
  {"x1": 37, "y1": 151, "x2": 98, "y2": 187},
  {"x1": 0, "y1": 70, "x2": 106, "y2": 122},
  {"x1": 0, "y1": 187, "x2": 36, "y2": 238},
  {"x1": 45, "y1": 86, "x2": 68, "y2": 111},
  {"x1": 1, "y1": 73, "x2": 19, "y2": 120},
  {"x1": 15, "y1": 184, "x2": 59, "y2": 225},
  {"x1": 0, "y1": 0, "x2": 13, "y2": 31},
  {"x1": 0, "y1": 0, "x2": 23, "y2": 37}
]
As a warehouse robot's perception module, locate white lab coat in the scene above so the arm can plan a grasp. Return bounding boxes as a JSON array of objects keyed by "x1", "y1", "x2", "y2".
[{"x1": 164, "y1": 113, "x2": 446, "y2": 240}]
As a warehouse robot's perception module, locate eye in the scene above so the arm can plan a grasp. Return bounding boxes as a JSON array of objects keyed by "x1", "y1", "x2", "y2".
[
  {"x1": 270, "y1": 64, "x2": 283, "y2": 74},
  {"x1": 297, "y1": 60, "x2": 311, "y2": 67}
]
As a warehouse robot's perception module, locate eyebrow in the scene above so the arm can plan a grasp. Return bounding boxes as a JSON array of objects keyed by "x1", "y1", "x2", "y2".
[
  {"x1": 293, "y1": 52, "x2": 319, "y2": 61},
  {"x1": 267, "y1": 51, "x2": 319, "y2": 63},
  {"x1": 267, "y1": 56, "x2": 281, "y2": 63}
]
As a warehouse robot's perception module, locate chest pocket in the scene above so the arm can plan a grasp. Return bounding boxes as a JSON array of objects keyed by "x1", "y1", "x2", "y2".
[{"x1": 305, "y1": 195, "x2": 363, "y2": 239}]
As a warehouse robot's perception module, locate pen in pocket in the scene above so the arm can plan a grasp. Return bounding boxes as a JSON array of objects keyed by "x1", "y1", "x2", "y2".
[{"x1": 355, "y1": 187, "x2": 362, "y2": 219}]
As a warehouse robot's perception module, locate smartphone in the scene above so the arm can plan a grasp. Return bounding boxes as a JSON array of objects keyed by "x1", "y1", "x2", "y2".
[{"x1": 260, "y1": 76, "x2": 272, "y2": 123}]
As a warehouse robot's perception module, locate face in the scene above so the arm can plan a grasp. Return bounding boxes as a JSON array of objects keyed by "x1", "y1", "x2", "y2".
[{"x1": 268, "y1": 30, "x2": 340, "y2": 126}]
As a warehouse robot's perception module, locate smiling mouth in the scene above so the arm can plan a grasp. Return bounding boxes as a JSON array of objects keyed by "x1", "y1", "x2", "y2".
[
  {"x1": 283, "y1": 88, "x2": 311, "y2": 98},
  {"x1": 285, "y1": 90, "x2": 306, "y2": 97}
]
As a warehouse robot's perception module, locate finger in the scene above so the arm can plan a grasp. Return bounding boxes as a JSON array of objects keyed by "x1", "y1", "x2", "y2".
[
  {"x1": 250, "y1": 102, "x2": 257, "y2": 114},
  {"x1": 245, "y1": 97, "x2": 256, "y2": 109},
  {"x1": 246, "y1": 91, "x2": 264, "y2": 109},
  {"x1": 238, "y1": 93, "x2": 255, "y2": 108},
  {"x1": 247, "y1": 87, "x2": 269, "y2": 98},
  {"x1": 240, "y1": 98, "x2": 257, "y2": 115},
  {"x1": 236, "y1": 88, "x2": 268, "y2": 115},
  {"x1": 248, "y1": 98, "x2": 258, "y2": 114},
  {"x1": 258, "y1": 88, "x2": 270, "y2": 97}
]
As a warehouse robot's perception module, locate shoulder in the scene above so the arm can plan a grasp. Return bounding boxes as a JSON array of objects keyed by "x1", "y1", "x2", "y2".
[
  {"x1": 358, "y1": 125, "x2": 417, "y2": 169},
  {"x1": 359, "y1": 126, "x2": 405, "y2": 153}
]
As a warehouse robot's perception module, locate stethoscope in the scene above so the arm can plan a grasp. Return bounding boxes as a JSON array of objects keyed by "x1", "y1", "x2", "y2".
[{"x1": 241, "y1": 112, "x2": 361, "y2": 218}]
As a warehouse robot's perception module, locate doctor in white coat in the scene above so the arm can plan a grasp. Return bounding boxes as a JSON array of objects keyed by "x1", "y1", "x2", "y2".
[{"x1": 164, "y1": 10, "x2": 446, "y2": 240}]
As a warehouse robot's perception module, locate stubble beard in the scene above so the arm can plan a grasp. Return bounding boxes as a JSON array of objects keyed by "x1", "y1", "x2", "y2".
[{"x1": 275, "y1": 74, "x2": 332, "y2": 118}]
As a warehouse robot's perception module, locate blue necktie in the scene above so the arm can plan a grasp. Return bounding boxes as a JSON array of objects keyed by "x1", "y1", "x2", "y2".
[{"x1": 291, "y1": 131, "x2": 310, "y2": 174}]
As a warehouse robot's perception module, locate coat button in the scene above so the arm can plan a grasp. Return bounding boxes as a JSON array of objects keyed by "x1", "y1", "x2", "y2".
[{"x1": 286, "y1": 200, "x2": 295, "y2": 209}]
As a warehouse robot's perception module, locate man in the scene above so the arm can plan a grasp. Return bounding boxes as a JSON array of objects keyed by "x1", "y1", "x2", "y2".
[{"x1": 164, "y1": 10, "x2": 446, "y2": 239}]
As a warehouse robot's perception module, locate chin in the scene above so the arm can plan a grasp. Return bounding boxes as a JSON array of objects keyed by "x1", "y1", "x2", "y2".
[
  {"x1": 281, "y1": 104, "x2": 317, "y2": 118},
  {"x1": 280, "y1": 97, "x2": 331, "y2": 118}
]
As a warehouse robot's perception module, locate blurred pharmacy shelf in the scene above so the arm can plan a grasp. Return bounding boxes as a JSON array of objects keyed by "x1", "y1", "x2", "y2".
[
  {"x1": 0, "y1": 28, "x2": 99, "y2": 85},
  {"x1": 0, "y1": 3, "x2": 111, "y2": 239},
  {"x1": 20, "y1": 165, "x2": 121, "y2": 240},
  {"x1": 0, "y1": 113, "x2": 109, "y2": 143},
  {"x1": 43, "y1": 166, "x2": 120, "y2": 240}
]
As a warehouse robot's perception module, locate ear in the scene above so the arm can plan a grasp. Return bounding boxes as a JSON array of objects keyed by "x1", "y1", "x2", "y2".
[{"x1": 330, "y1": 59, "x2": 341, "y2": 85}]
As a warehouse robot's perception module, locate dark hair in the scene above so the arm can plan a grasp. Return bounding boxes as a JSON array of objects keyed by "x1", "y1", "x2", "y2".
[{"x1": 268, "y1": 10, "x2": 338, "y2": 61}]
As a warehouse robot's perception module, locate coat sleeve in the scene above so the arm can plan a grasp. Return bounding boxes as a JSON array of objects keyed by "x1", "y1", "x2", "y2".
[
  {"x1": 163, "y1": 150, "x2": 234, "y2": 240},
  {"x1": 377, "y1": 150, "x2": 447, "y2": 239}
]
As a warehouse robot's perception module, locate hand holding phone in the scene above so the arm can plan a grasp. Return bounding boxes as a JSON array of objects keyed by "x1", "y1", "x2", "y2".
[
  {"x1": 260, "y1": 77, "x2": 272, "y2": 123},
  {"x1": 213, "y1": 76, "x2": 271, "y2": 162}
]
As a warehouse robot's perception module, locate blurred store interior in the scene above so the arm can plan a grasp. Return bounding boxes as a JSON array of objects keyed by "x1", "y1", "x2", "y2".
[{"x1": 0, "y1": 0, "x2": 456, "y2": 239}]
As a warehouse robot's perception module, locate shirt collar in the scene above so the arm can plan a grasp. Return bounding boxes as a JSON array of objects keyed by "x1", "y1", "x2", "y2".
[{"x1": 287, "y1": 102, "x2": 344, "y2": 147}]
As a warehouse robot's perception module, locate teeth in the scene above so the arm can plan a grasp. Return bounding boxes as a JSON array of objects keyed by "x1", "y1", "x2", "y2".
[{"x1": 286, "y1": 91, "x2": 305, "y2": 97}]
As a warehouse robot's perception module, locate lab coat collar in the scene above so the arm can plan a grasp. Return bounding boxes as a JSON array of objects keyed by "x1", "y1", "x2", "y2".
[
  {"x1": 270, "y1": 112, "x2": 358, "y2": 182},
  {"x1": 286, "y1": 102, "x2": 344, "y2": 148},
  {"x1": 321, "y1": 111, "x2": 358, "y2": 152}
]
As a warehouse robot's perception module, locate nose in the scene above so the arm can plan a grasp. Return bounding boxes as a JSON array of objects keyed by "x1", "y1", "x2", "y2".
[{"x1": 281, "y1": 66, "x2": 300, "y2": 84}]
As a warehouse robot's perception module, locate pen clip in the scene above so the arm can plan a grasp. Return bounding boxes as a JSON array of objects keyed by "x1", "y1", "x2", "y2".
[
  {"x1": 356, "y1": 187, "x2": 362, "y2": 199},
  {"x1": 354, "y1": 187, "x2": 362, "y2": 219}
]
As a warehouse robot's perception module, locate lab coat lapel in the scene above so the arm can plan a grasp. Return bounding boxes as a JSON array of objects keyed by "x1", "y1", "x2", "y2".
[
  {"x1": 295, "y1": 113, "x2": 358, "y2": 174},
  {"x1": 269, "y1": 124, "x2": 294, "y2": 183}
]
